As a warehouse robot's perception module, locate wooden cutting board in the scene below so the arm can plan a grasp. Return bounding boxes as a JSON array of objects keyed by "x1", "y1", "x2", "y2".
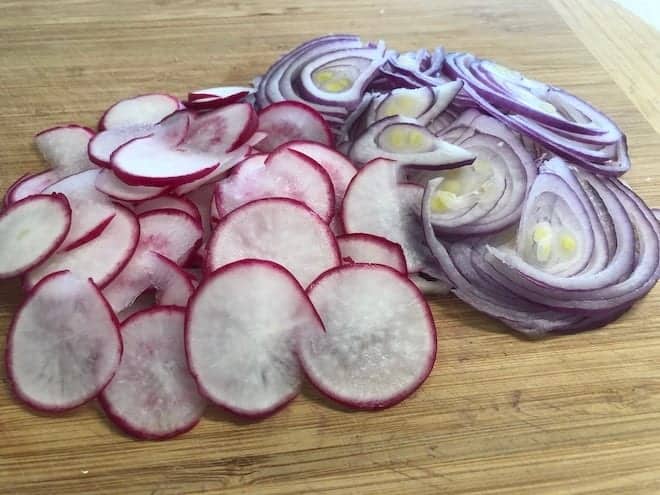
[{"x1": 1, "y1": 1, "x2": 659, "y2": 493}]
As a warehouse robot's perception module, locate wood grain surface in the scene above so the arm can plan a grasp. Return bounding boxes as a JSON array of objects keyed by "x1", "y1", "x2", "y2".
[{"x1": 1, "y1": 1, "x2": 660, "y2": 493}]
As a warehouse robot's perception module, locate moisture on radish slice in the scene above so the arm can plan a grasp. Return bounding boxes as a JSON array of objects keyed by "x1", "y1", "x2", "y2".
[
  {"x1": 0, "y1": 194, "x2": 71, "y2": 278},
  {"x1": 98, "y1": 93, "x2": 181, "y2": 130},
  {"x1": 6, "y1": 271, "x2": 121, "y2": 412},
  {"x1": 100, "y1": 306, "x2": 206, "y2": 439},
  {"x1": 206, "y1": 198, "x2": 340, "y2": 287},
  {"x1": 298, "y1": 264, "x2": 437, "y2": 410},
  {"x1": 214, "y1": 146, "x2": 335, "y2": 222},
  {"x1": 3, "y1": 169, "x2": 59, "y2": 207},
  {"x1": 35, "y1": 125, "x2": 96, "y2": 178},
  {"x1": 337, "y1": 233, "x2": 407, "y2": 274},
  {"x1": 186, "y1": 259, "x2": 324, "y2": 418},
  {"x1": 255, "y1": 101, "x2": 334, "y2": 152},
  {"x1": 185, "y1": 86, "x2": 255, "y2": 111}
]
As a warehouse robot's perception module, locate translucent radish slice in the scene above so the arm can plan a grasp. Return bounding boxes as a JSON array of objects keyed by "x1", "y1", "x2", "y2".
[
  {"x1": 3, "y1": 169, "x2": 59, "y2": 207},
  {"x1": 35, "y1": 125, "x2": 96, "y2": 178},
  {"x1": 186, "y1": 103, "x2": 258, "y2": 154},
  {"x1": 337, "y1": 233, "x2": 406, "y2": 273},
  {"x1": 185, "y1": 86, "x2": 255, "y2": 111},
  {"x1": 98, "y1": 93, "x2": 181, "y2": 130},
  {"x1": 43, "y1": 170, "x2": 117, "y2": 250},
  {"x1": 186, "y1": 259, "x2": 324, "y2": 418},
  {"x1": 256, "y1": 101, "x2": 333, "y2": 152},
  {"x1": 102, "y1": 210, "x2": 202, "y2": 312},
  {"x1": 298, "y1": 264, "x2": 437, "y2": 409},
  {"x1": 100, "y1": 307, "x2": 205, "y2": 439},
  {"x1": 95, "y1": 169, "x2": 167, "y2": 201},
  {"x1": 206, "y1": 198, "x2": 340, "y2": 287},
  {"x1": 0, "y1": 194, "x2": 71, "y2": 278},
  {"x1": 342, "y1": 158, "x2": 436, "y2": 273},
  {"x1": 134, "y1": 195, "x2": 201, "y2": 222},
  {"x1": 149, "y1": 253, "x2": 195, "y2": 306},
  {"x1": 25, "y1": 203, "x2": 139, "y2": 290},
  {"x1": 6, "y1": 271, "x2": 121, "y2": 412},
  {"x1": 214, "y1": 147, "x2": 335, "y2": 222}
]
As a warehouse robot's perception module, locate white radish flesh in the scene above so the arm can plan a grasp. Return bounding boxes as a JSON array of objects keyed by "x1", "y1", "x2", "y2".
[
  {"x1": 256, "y1": 101, "x2": 333, "y2": 152},
  {"x1": 99, "y1": 93, "x2": 181, "y2": 130},
  {"x1": 337, "y1": 233, "x2": 407, "y2": 273},
  {"x1": 186, "y1": 259, "x2": 324, "y2": 417},
  {"x1": 4, "y1": 170, "x2": 59, "y2": 206},
  {"x1": 35, "y1": 125, "x2": 96, "y2": 178},
  {"x1": 95, "y1": 169, "x2": 167, "y2": 201},
  {"x1": 6, "y1": 271, "x2": 121, "y2": 412},
  {"x1": 134, "y1": 195, "x2": 201, "y2": 222},
  {"x1": 186, "y1": 103, "x2": 258, "y2": 154},
  {"x1": 298, "y1": 264, "x2": 437, "y2": 409},
  {"x1": 100, "y1": 307, "x2": 206, "y2": 439}
]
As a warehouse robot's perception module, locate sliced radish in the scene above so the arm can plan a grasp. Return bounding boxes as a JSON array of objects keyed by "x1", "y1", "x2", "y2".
[
  {"x1": 214, "y1": 146, "x2": 335, "y2": 222},
  {"x1": 25, "y1": 203, "x2": 139, "y2": 290},
  {"x1": 185, "y1": 86, "x2": 255, "y2": 111},
  {"x1": 256, "y1": 102, "x2": 333, "y2": 152},
  {"x1": 102, "y1": 210, "x2": 202, "y2": 312},
  {"x1": 207, "y1": 198, "x2": 340, "y2": 287},
  {"x1": 134, "y1": 195, "x2": 201, "y2": 221},
  {"x1": 342, "y1": 158, "x2": 436, "y2": 273},
  {"x1": 186, "y1": 103, "x2": 258, "y2": 154},
  {"x1": 337, "y1": 233, "x2": 407, "y2": 274},
  {"x1": 298, "y1": 264, "x2": 437, "y2": 409},
  {"x1": 186, "y1": 259, "x2": 324, "y2": 418},
  {"x1": 184, "y1": 183, "x2": 215, "y2": 245},
  {"x1": 95, "y1": 169, "x2": 167, "y2": 201},
  {"x1": 35, "y1": 125, "x2": 96, "y2": 178},
  {"x1": 43, "y1": 170, "x2": 118, "y2": 250},
  {"x1": 6, "y1": 271, "x2": 121, "y2": 412},
  {"x1": 3, "y1": 169, "x2": 59, "y2": 207},
  {"x1": 149, "y1": 252, "x2": 195, "y2": 306},
  {"x1": 246, "y1": 131, "x2": 268, "y2": 148},
  {"x1": 98, "y1": 93, "x2": 181, "y2": 130},
  {"x1": 0, "y1": 194, "x2": 71, "y2": 278},
  {"x1": 100, "y1": 306, "x2": 205, "y2": 439}
]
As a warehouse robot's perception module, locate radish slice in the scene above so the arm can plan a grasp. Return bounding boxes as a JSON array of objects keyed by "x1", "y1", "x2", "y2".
[
  {"x1": 25, "y1": 203, "x2": 139, "y2": 290},
  {"x1": 103, "y1": 210, "x2": 202, "y2": 312},
  {"x1": 6, "y1": 271, "x2": 121, "y2": 412},
  {"x1": 256, "y1": 101, "x2": 333, "y2": 152},
  {"x1": 246, "y1": 131, "x2": 268, "y2": 148},
  {"x1": 186, "y1": 259, "x2": 324, "y2": 418},
  {"x1": 98, "y1": 93, "x2": 181, "y2": 130},
  {"x1": 207, "y1": 198, "x2": 340, "y2": 287},
  {"x1": 95, "y1": 169, "x2": 167, "y2": 201},
  {"x1": 186, "y1": 103, "x2": 258, "y2": 154},
  {"x1": 100, "y1": 307, "x2": 205, "y2": 439},
  {"x1": 149, "y1": 252, "x2": 195, "y2": 306},
  {"x1": 0, "y1": 194, "x2": 71, "y2": 278},
  {"x1": 337, "y1": 233, "x2": 407, "y2": 273},
  {"x1": 134, "y1": 195, "x2": 201, "y2": 222},
  {"x1": 185, "y1": 86, "x2": 255, "y2": 111},
  {"x1": 214, "y1": 146, "x2": 335, "y2": 222},
  {"x1": 298, "y1": 264, "x2": 437, "y2": 409},
  {"x1": 43, "y1": 170, "x2": 118, "y2": 250},
  {"x1": 342, "y1": 158, "x2": 436, "y2": 273},
  {"x1": 185, "y1": 183, "x2": 215, "y2": 244},
  {"x1": 3, "y1": 169, "x2": 59, "y2": 207},
  {"x1": 35, "y1": 125, "x2": 96, "y2": 178}
]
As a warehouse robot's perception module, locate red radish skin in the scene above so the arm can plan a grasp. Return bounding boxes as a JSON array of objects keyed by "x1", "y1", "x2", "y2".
[
  {"x1": 99, "y1": 306, "x2": 206, "y2": 440},
  {"x1": 98, "y1": 93, "x2": 181, "y2": 130},
  {"x1": 35, "y1": 125, "x2": 96, "y2": 178},
  {"x1": 95, "y1": 169, "x2": 168, "y2": 201},
  {"x1": 0, "y1": 194, "x2": 71, "y2": 278},
  {"x1": 298, "y1": 264, "x2": 437, "y2": 410},
  {"x1": 4, "y1": 170, "x2": 59, "y2": 207},
  {"x1": 6, "y1": 271, "x2": 122, "y2": 412},
  {"x1": 134, "y1": 195, "x2": 201, "y2": 222},
  {"x1": 256, "y1": 101, "x2": 334, "y2": 152},
  {"x1": 186, "y1": 259, "x2": 324, "y2": 418},
  {"x1": 185, "y1": 86, "x2": 255, "y2": 111},
  {"x1": 337, "y1": 233, "x2": 407, "y2": 273},
  {"x1": 214, "y1": 146, "x2": 335, "y2": 222},
  {"x1": 206, "y1": 198, "x2": 340, "y2": 287},
  {"x1": 62, "y1": 214, "x2": 115, "y2": 252}
]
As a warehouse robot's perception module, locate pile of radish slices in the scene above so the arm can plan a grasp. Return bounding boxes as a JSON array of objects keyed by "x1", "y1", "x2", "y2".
[{"x1": 2, "y1": 34, "x2": 659, "y2": 440}]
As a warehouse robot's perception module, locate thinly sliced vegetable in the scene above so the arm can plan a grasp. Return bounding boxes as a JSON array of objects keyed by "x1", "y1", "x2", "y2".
[
  {"x1": 3, "y1": 170, "x2": 60, "y2": 207},
  {"x1": 35, "y1": 125, "x2": 96, "y2": 178},
  {"x1": 185, "y1": 86, "x2": 254, "y2": 110},
  {"x1": 98, "y1": 93, "x2": 181, "y2": 130},
  {"x1": 256, "y1": 102, "x2": 333, "y2": 152},
  {"x1": 337, "y1": 233, "x2": 407, "y2": 273},
  {"x1": 134, "y1": 195, "x2": 201, "y2": 222},
  {"x1": 95, "y1": 169, "x2": 168, "y2": 201}
]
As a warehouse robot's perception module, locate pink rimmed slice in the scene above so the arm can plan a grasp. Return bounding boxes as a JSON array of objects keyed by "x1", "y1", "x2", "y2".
[
  {"x1": 35, "y1": 125, "x2": 96, "y2": 178},
  {"x1": 6, "y1": 271, "x2": 121, "y2": 412},
  {"x1": 186, "y1": 259, "x2": 324, "y2": 418},
  {"x1": 206, "y1": 198, "x2": 340, "y2": 287},
  {"x1": 134, "y1": 195, "x2": 201, "y2": 221},
  {"x1": 100, "y1": 306, "x2": 206, "y2": 439},
  {"x1": 298, "y1": 264, "x2": 437, "y2": 409},
  {"x1": 24, "y1": 203, "x2": 139, "y2": 290},
  {"x1": 185, "y1": 103, "x2": 258, "y2": 154},
  {"x1": 185, "y1": 86, "x2": 255, "y2": 111},
  {"x1": 0, "y1": 194, "x2": 71, "y2": 278},
  {"x1": 255, "y1": 101, "x2": 333, "y2": 152},
  {"x1": 102, "y1": 210, "x2": 202, "y2": 312},
  {"x1": 3, "y1": 169, "x2": 59, "y2": 207},
  {"x1": 341, "y1": 158, "x2": 436, "y2": 273},
  {"x1": 95, "y1": 169, "x2": 168, "y2": 201},
  {"x1": 337, "y1": 233, "x2": 407, "y2": 274},
  {"x1": 214, "y1": 146, "x2": 335, "y2": 222},
  {"x1": 98, "y1": 93, "x2": 181, "y2": 130}
]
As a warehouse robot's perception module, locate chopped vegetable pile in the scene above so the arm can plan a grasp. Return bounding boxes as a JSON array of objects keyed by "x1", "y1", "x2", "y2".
[{"x1": 1, "y1": 35, "x2": 658, "y2": 439}]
